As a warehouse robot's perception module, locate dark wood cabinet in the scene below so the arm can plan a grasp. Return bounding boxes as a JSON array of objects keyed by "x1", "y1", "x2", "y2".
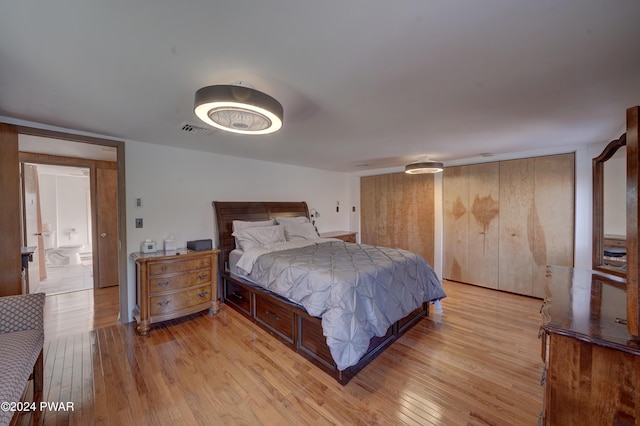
[{"x1": 541, "y1": 266, "x2": 640, "y2": 425}]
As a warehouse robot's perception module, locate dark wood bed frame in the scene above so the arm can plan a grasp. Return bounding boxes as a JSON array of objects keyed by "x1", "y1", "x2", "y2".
[{"x1": 213, "y1": 201, "x2": 429, "y2": 385}]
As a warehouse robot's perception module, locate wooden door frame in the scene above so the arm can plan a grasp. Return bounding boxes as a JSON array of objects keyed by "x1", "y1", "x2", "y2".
[
  {"x1": 9, "y1": 124, "x2": 128, "y2": 323},
  {"x1": 19, "y1": 153, "x2": 115, "y2": 289}
]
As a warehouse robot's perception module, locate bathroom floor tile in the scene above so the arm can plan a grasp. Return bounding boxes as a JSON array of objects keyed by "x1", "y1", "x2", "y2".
[{"x1": 34, "y1": 262, "x2": 94, "y2": 295}]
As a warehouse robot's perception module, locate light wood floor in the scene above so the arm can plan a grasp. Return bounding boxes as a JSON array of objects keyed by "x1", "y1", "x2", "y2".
[
  {"x1": 15, "y1": 281, "x2": 544, "y2": 425},
  {"x1": 43, "y1": 286, "x2": 120, "y2": 340}
]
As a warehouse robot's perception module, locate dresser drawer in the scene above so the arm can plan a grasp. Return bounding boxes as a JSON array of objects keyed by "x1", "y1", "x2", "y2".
[
  {"x1": 225, "y1": 280, "x2": 251, "y2": 314},
  {"x1": 149, "y1": 256, "x2": 211, "y2": 276},
  {"x1": 149, "y1": 269, "x2": 212, "y2": 294},
  {"x1": 149, "y1": 285, "x2": 212, "y2": 316},
  {"x1": 255, "y1": 295, "x2": 294, "y2": 342}
]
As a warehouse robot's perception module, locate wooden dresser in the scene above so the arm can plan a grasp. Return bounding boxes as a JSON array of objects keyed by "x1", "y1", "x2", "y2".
[
  {"x1": 131, "y1": 249, "x2": 220, "y2": 335},
  {"x1": 319, "y1": 231, "x2": 357, "y2": 243},
  {"x1": 540, "y1": 266, "x2": 640, "y2": 425}
]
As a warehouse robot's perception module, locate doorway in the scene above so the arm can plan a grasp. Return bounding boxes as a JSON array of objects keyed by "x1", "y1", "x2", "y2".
[
  {"x1": 23, "y1": 163, "x2": 94, "y2": 294},
  {"x1": 20, "y1": 148, "x2": 119, "y2": 294},
  {"x1": 9, "y1": 125, "x2": 128, "y2": 324}
]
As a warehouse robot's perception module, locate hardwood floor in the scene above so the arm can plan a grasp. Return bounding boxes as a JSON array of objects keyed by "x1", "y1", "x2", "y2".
[
  {"x1": 43, "y1": 286, "x2": 120, "y2": 340},
  {"x1": 14, "y1": 281, "x2": 544, "y2": 425}
]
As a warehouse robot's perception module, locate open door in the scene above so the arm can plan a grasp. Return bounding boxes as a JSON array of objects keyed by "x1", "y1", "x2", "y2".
[
  {"x1": 21, "y1": 163, "x2": 46, "y2": 292},
  {"x1": 96, "y1": 167, "x2": 118, "y2": 288},
  {"x1": 0, "y1": 124, "x2": 22, "y2": 296}
]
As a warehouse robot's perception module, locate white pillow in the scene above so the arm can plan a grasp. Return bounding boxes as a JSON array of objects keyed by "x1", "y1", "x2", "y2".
[
  {"x1": 283, "y1": 222, "x2": 319, "y2": 241},
  {"x1": 275, "y1": 216, "x2": 310, "y2": 225},
  {"x1": 232, "y1": 225, "x2": 286, "y2": 251},
  {"x1": 232, "y1": 219, "x2": 276, "y2": 249}
]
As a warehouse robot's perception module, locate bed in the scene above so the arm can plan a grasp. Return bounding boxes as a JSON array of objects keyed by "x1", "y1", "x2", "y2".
[{"x1": 213, "y1": 201, "x2": 446, "y2": 385}]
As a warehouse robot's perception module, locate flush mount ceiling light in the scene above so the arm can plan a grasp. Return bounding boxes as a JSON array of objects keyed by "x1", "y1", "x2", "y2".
[
  {"x1": 404, "y1": 157, "x2": 444, "y2": 174},
  {"x1": 194, "y1": 84, "x2": 283, "y2": 135}
]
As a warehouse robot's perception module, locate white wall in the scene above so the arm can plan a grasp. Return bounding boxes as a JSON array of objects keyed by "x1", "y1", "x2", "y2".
[
  {"x1": 39, "y1": 173, "x2": 91, "y2": 250},
  {"x1": 125, "y1": 140, "x2": 351, "y2": 321},
  {"x1": 604, "y1": 154, "x2": 626, "y2": 236}
]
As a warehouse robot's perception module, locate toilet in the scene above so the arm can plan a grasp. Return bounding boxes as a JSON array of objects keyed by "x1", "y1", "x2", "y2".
[
  {"x1": 56, "y1": 245, "x2": 83, "y2": 265},
  {"x1": 43, "y1": 227, "x2": 83, "y2": 266}
]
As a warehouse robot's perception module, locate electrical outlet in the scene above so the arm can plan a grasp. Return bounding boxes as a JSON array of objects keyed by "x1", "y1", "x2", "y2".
[{"x1": 135, "y1": 218, "x2": 143, "y2": 228}]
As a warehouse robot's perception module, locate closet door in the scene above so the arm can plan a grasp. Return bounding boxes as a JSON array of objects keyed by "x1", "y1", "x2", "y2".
[
  {"x1": 468, "y1": 163, "x2": 500, "y2": 289},
  {"x1": 443, "y1": 166, "x2": 470, "y2": 282},
  {"x1": 498, "y1": 154, "x2": 575, "y2": 297},
  {"x1": 444, "y1": 163, "x2": 499, "y2": 288},
  {"x1": 360, "y1": 175, "x2": 380, "y2": 247},
  {"x1": 499, "y1": 158, "x2": 535, "y2": 295},
  {"x1": 393, "y1": 173, "x2": 434, "y2": 265},
  {"x1": 531, "y1": 154, "x2": 575, "y2": 297},
  {"x1": 360, "y1": 174, "x2": 393, "y2": 249},
  {"x1": 360, "y1": 172, "x2": 434, "y2": 265}
]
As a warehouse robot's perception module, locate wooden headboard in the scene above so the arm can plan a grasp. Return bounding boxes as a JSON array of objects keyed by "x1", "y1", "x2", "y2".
[{"x1": 213, "y1": 201, "x2": 310, "y2": 272}]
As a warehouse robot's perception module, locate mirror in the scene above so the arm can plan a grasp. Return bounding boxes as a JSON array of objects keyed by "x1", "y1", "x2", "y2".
[{"x1": 593, "y1": 134, "x2": 627, "y2": 277}]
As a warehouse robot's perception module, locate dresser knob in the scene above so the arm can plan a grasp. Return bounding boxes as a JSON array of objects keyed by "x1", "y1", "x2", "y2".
[
  {"x1": 198, "y1": 273, "x2": 208, "y2": 280},
  {"x1": 198, "y1": 291, "x2": 209, "y2": 298},
  {"x1": 157, "y1": 300, "x2": 170, "y2": 307},
  {"x1": 161, "y1": 266, "x2": 167, "y2": 272},
  {"x1": 158, "y1": 281, "x2": 170, "y2": 287}
]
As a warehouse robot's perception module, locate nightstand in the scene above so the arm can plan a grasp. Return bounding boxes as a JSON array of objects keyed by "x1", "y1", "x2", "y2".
[
  {"x1": 320, "y1": 231, "x2": 357, "y2": 243},
  {"x1": 131, "y1": 248, "x2": 220, "y2": 335}
]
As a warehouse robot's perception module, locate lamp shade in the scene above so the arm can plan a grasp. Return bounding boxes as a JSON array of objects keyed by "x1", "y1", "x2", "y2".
[
  {"x1": 404, "y1": 161, "x2": 444, "y2": 174},
  {"x1": 194, "y1": 85, "x2": 283, "y2": 135}
]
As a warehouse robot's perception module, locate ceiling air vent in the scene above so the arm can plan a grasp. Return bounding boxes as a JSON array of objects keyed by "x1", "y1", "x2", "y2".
[{"x1": 179, "y1": 122, "x2": 215, "y2": 136}]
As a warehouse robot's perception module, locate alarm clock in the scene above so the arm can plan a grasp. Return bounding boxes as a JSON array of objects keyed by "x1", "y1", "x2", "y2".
[{"x1": 141, "y1": 240, "x2": 157, "y2": 253}]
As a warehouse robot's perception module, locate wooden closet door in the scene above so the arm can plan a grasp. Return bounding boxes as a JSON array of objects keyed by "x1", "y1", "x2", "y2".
[
  {"x1": 531, "y1": 153, "x2": 575, "y2": 297},
  {"x1": 443, "y1": 166, "x2": 470, "y2": 282},
  {"x1": 392, "y1": 172, "x2": 434, "y2": 265},
  {"x1": 499, "y1": 158, "x2": 535, "y2": 295},
  {"x1": 360, "y1": 175, "x2": 379, "y2": 246},
  {"x1": 361, "y1": 174, "x2": 393, "y2": 249},
  {"x1": 360, "y1": 172, "x2": 434, "y2": 265},
  {"x1": 468, "y1": 162, "x2": 500, "y2": 289}
]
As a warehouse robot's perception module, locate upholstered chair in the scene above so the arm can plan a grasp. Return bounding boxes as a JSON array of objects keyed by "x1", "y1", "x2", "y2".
[{"x1": 0, "y1": 293, "x2": 45, "y2": 426}]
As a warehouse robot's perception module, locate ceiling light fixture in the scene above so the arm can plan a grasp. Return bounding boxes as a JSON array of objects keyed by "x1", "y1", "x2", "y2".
[
  {"x1": 404, "y1": 157, "x2": 444, "y2": 174},
  {"x1": 194, "y1": 83, "x2": 283, "y2": 135}
]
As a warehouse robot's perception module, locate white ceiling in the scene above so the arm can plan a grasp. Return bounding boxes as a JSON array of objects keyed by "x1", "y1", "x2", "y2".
[{"x1": 1, "y1": 1, "x2": 639, "y2": 172}]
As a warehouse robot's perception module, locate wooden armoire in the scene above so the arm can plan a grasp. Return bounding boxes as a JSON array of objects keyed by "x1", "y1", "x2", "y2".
[{"x1": 443, "y1": 153, "x2": 575, "y2": 298}]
